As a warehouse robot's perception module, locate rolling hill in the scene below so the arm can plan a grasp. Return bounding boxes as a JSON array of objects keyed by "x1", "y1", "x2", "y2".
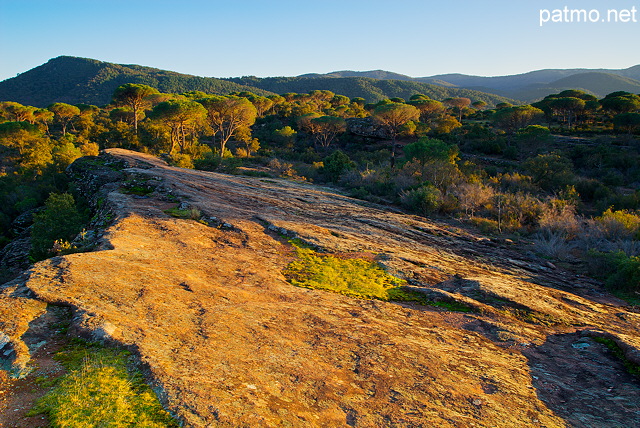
[
  {"x1": 0, "y1": 57, "x2": 514, "y2": 107},
  {"x1": 299, "y1": 69, "x2": 415, "y2": 81},
  {"x1": 0, "y1": 56, "x2": 275, "y2": 107}
]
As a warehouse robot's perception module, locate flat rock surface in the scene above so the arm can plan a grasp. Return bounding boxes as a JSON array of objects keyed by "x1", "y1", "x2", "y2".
[{"x1": 2, "y1": 149, "x2": 639, "y2": 427}]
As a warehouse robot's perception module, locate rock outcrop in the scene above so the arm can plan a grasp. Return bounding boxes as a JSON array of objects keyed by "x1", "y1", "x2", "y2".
[
  {"x1": 1, "y1": 149, "x2": 639, "y2": 427},
  {"x1": 346, "y1": 117, "x2": 390, "y2": 139}
]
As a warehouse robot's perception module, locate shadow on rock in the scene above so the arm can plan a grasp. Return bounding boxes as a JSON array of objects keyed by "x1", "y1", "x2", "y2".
[{"x1": 523, "y1": 332, "x2": 640, "y2": 428}]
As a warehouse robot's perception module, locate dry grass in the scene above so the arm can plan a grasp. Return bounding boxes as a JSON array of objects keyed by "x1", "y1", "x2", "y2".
[{"x1": 533, "y1": 230, "x2": 578, "y2": 260}]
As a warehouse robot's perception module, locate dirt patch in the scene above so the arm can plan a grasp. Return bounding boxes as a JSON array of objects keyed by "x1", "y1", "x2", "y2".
[{"x1": 0, "y1": 306, "x2": 70, "y2": 428}]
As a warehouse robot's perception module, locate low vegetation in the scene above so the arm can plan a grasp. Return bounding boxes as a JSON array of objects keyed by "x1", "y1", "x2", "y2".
[
  {"x1": 29, "y1": 341, "x2": 178, "y2": 427},
  {"x1": 30, "y1": 192, "x2": 89, "y2": 261},
  {"x1": 284, "y1": 241, "x2": 404, "y2": 299},
  {"x1": 164, "y1": 205, "x2": 202, "y2": 221}
]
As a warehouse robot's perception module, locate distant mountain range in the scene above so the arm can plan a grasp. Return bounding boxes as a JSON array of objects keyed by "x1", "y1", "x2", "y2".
[
  {"x1": 0, "y1": 57, "x2": 512, "y2": 107},
  {"x1": 0, "y1": 56, "x2": 638, "y2": 108},
  {"x1": 303, "y1": 66, "x2": 640, "y2": 101}
]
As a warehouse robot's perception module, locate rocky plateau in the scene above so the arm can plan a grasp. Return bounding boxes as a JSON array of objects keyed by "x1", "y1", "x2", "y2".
[{"x1": 0, "y1": 148, "x2": 639, "y2": 427}]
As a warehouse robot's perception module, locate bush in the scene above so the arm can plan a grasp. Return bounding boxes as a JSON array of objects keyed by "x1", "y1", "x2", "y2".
[
  {"x1": 268, "y1": 158, "x2": 295, "y2": 177},
  {"x1": 193, "y1": 151, "x2": 222, "y2": 171},
  {"x1": 595, "y1": 208, "x2": 640, "y2": 240},
  {"x1": 400, "y1": 185, "x2": 442, "y2": 216},
  {"x1": 588, "y1": 250, "x2": 640, "y2": 292},
  {"x1": 31, "y1": 193, "x2": 86, "y2": 261},
  {"x1": 320, "y1": 150, "x2": 355, "y2": 182},
  {"x1": 533, "y1": 230, "x2": 577, "y2": 260},
  {"x1": 538, "y1": 201, "x2": 580, "y2": 238},
  {"x1": 470, "y1": 217, "x2": 500, "y2": 234},
  {"x1": 167, "y1": 153, "x2": 194, "y2": 169}
]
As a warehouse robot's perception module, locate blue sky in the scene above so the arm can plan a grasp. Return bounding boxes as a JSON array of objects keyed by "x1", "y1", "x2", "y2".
[{"x1": 0, "y1": 0, "x2": 638, "y2": 81}]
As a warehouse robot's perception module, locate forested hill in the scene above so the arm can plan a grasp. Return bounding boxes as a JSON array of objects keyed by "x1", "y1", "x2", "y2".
[
  {"x1": 0, "y1": 56, "x2": 275, "y2": 107},
  {"x1": 0, "y1": 56, "x2": 515, "y2": 107},
  {"x1": 224, "y1": 75, "x2": 515, "y2": 105}
]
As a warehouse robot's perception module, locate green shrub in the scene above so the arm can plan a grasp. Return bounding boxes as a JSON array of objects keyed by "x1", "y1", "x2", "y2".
[
  {"x1": 193, "y1": 151, "x2": 222, "y2": 171},
  {"x1": 168, "y1": 153, "x2": 194, "y2": 169},
  {"x1": 164, "y1": 206, "x2": 201, "y2": 220},
  {"x1": 588, "y1": 250, "x2": 640, "y2": 293},
  {"x1": 607, "y1": 254, "x2": 640, "y2": 292},
  {"x1": 400, "y1": 185, "x2": 442, "y2": 216},
  {"x1": 31, "y1": 193, "x2": 87, "y2": 261},
  {"x1": 595, "y1": 208, "x2": 640, "y2": 240},
  {"x1": 470, "y1": 217, "x2": 500, "y2": 234},
  {"x1": 320, "y1": 150, "x2": 355, "y2": 182}
]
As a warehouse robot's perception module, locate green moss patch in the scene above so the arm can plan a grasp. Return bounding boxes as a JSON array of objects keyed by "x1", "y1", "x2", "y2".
[{"x1": 284, "y1": 242, "x2": 404, "y2": 300}]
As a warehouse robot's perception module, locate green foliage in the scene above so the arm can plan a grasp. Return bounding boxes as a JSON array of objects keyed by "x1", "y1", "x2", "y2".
[
  {"x1": 404, "y1": 138, "x2": 459, "y2": 166},
  {"x1": 516, "y1": 125, "x2": 552, "y2": 147},
  {"x1": 524, "y1": 152, "x2": 574, "y2": 191},
  {"x1": 31, "y1": 193, "x2": 87, "y2": 261},
  {"x1": 470, "y1": 217, "x2": 500, "y2": 234},
  {"x1": 608, "y1": 255, "x2": 640, "y2": 292},
  {"x1": 167, "y1": 153, "x2": 194, "y2": 169},
  {"x1": 595, "y1": 208, "x2": 640, "y2": 240},
  {"x1": 164, "y1": 206, "x2": 202, "y2": 221},
  {"x1": 273, "y1": 125, "x2": 297, "y2": 148},
  {"x1": 613, "y1": 112, "x2": 640, "y2": 134},
  {"x1": 400, "y1": 185, "x2": 442, "y2": 216},
  {"x1": 53, "y1": 140, "x2": 83, "y2": 169},
  {"x1": 372, "y1": 102, "x2": 420, "y2": 138},
  {"x1": 284, "y1": 242, "x2": 405, "y2": 300},
  {"x1": 193, "y1": 151, "x2": 222, "y2": 171},
  {"x1": 29, "y1": 343, "x2": 178, "y2": 427},
  {"x1": 309, "y1": 115, "x2": 346, "y2": 148},
  {"x1": 320, "y1": 150, "x2": 355, "y2": 182},
  {"x1": 492, "y1": 105, "x2": 544, "y2": 133},
  {"x1": 588, "y1": 250, "x2": 640, "y2": 293}
]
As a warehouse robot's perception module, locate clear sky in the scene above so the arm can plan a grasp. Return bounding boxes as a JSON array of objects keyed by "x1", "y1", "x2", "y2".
[{"x1": 0, "y1": 0, "x2": 639, "y2": 81}]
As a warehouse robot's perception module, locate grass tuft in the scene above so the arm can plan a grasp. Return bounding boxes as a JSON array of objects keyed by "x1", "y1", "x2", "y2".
[
  {"x1": 164, "y1": 206, "x2": 202, "y2": 221},
  {"x1": 28, "y1": 342, "x2": 178, "y2": 427}
]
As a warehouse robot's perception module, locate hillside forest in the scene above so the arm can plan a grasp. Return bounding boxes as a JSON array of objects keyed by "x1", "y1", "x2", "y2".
[{"x1": 0, "y1": 85, "x2": 639, "y2": 297}]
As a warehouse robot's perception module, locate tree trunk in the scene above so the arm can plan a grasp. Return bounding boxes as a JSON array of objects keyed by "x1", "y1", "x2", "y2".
[{"x1": 133, "y1": 105, "x2": 139, "y2": 133}]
